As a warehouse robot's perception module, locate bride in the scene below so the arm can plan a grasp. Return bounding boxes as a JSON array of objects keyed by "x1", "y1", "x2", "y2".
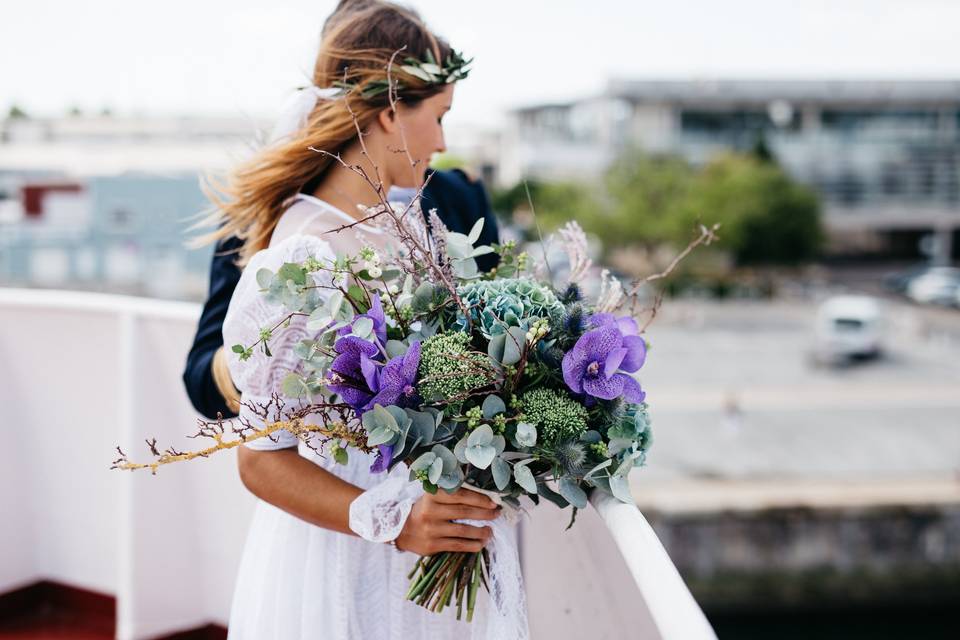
[{"x1": 203, "y1": 2, "x2": 516, "y2": 638}]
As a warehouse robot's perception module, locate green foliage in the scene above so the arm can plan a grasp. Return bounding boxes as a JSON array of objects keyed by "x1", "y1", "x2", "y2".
[
  {"x1": 519, "y1": 388, "x2": 588, "y2": 446},
  {"x1": 674, "y1": 153, "x2": 824, "y2": 265},
  {"x1": 418, "y1": 332, "x2": 491, "y2": 401},
  {"x1": 496, "y1": 148, "x2": 824, "y2": 266}
]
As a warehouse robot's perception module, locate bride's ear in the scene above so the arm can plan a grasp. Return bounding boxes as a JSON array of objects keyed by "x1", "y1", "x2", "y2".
[{"x1": 376, "y1": 107, "x2": 399, "y2": 134}]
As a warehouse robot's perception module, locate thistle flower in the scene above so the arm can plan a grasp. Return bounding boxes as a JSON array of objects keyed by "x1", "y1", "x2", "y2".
[{"x1": 554, "y1": 441, "x2": 587, "y2": 476}]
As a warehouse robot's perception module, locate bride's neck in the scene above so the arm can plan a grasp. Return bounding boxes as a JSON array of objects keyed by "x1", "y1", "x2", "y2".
[{"x1": 311, "y1": 143, "x2": 393, "y2": 219}]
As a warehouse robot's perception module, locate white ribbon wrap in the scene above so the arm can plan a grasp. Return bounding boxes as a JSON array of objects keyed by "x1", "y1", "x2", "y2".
[{"x1": 349, "y1": 468, "x2": 530, "y2": 638}]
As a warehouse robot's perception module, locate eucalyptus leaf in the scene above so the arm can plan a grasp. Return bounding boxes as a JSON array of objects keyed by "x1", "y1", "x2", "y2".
[
  {"x1": 256, "y1": 268, "x2": 274, "y2": 289},
  {"x1": 453, "y1": 435, "x2": 469, "y2": 464},
  {"x1": 536, "y1": 481, "x2": 570, "y2": 509},
  {"x1": 465, "y1": 443, "x2": 496, "y2": 470},
  {"x1": 467, "y1": 218, "x2": 485, "y2": 245},
  {"x1": 492, "y1": 456, "x2": 511, "y2": 491},
  {"x1": 367, "y1": 425, "x2": 396, "y2": 447},
  {"x1": 428, "y1": 456, "x2": 444, "y2": 484},
  {"x1": 470, "y1": 245, "x2": 495, "y2": 258},
  {"x1": 515, "y1": 422, "x2": 537, "y2": 447},
  {"x1": 501, "y1": 326, "x2": 527, "y2": 366},
  {"x1": 437, "y1": 466, "x2": 464, "y2": 490},
  {"x1": 431, "y1": 444, "x2": 458, "y2": 473},
  {"x1": 609, "y1": 473, "x2": 634, "y2": 504},
  {"x1": 280, "y1": 372, "x2": 309, "y2": 398},
  {"x1": 386, "y1": 339, "x2": 408, "y2": 359},
  {"x1": 558, "y1": 477, "x2": 588, "y2": 509},
  {"x1": 277, "y1": 262, "x2": 306, "y2": 286},
  {"x1": 352, "y1": 317, "x2": 374, "y2": 340},
  {"x1": 513, "y1": 463, "x2": 538, "y2": 494},
  {"x1": 466, "y1": 424, "x2": 494, "y2": 447},
  {"x1": 410, "y1": 451, "x2": 437, "y2": 472},
  {"x1": 306, "y1": 307, "x2": 332, "y2": 332},
  {"x1": 481, "y1": 395, "x2": 506, "y2": 419},
  {"x1": 583, "y1": 458, "x2": 613, "y2": 481}
]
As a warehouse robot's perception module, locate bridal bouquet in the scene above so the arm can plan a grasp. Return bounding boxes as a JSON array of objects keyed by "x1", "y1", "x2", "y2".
[
  {"x1": 234, "y1": 207, "x2": 654, "y2": 620},
  {"x1": 114, "y1": 190, "x2": 715, "y2": 622}
]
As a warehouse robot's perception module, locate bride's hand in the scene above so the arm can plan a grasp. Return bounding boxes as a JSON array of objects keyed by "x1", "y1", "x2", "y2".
[{"x1": 394, "y1": 487, "x2": 501, "y2": 555}]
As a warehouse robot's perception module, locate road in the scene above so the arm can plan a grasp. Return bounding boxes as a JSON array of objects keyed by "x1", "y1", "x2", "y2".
[{"x1": 636, "y1": 297, "x2": 960, "y2": 482}]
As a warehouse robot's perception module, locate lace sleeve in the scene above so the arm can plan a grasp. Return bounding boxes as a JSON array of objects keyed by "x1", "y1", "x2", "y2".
[{"x1": 222, "y1": 233, "x2": 336, "y2": 450}]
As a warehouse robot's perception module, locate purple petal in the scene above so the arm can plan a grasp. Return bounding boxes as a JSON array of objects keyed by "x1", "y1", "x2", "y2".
[
  {"x1": 577, "y1": 326, "x2": 623, "y2": 360},
  {"x1": 334, "y1": 335, "x2": 379, "y2": 358},
  {"x1": 589, "y1": 313, "x2": 616, "y2": 329},
  {"x1": 369, "y1": 444, "x2": 394, "y2": 473},
  {"x1": 400, "y1": 341, "x2": 421, "y2": 382},
  {"x1": 330, "y1": 352, "x2": 363, "y2": 379},
  {"x1": 604, "y1": 347, "x2": 628, "y2": 379},
  {"x1": 582, "y1": 373, "x2": 625, "y2": 400},
  {"x1": 562, "y1": 348, "x2": 589, "y2": 394},
  {"x1": 368, "y1": 295, "x2": 387, "y2": 346},
  {"x1": 360, "y1": 352, "x2": 381, "y2": 391},
  {"x1": 618, "y1": 374, "x2": 646, "y2": 403},
  {"x1": 366, "y1": 386, "x2": 402, "y2": 410},
  {"x1": 332, "y1": 384, "x2": 373, "y2": 410},
  {"x1": 620, "y1": 335, "x2": 647, "y2": 372},
  {"x1": 616, "y1": 316, "x2": 640, "y2": 337}
]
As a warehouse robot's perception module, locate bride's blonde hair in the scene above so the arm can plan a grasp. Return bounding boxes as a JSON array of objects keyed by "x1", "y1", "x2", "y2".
[{"x1": 199, "y1": 1, "x2": 453, "y2": 267}]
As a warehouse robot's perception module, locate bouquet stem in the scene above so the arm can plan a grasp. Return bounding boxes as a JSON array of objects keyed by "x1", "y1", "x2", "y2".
[{"x1": 406, "y1": 550, "x2": 489, "y2": 621}]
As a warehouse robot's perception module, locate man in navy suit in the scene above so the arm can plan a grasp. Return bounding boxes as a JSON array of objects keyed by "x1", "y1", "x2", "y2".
[{"x1": 182, "y1": 168, "x2": 500, "y2": 419}]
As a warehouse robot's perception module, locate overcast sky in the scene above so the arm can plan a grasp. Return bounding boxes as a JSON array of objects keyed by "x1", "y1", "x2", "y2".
[{"x1": 3, "y1": 0, "x2": 960, "y2": 131}]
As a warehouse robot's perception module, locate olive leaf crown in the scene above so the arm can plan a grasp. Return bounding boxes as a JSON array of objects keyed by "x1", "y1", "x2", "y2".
[{"x1": 332, "y1": 48, "x2": 472, "y2": 100}]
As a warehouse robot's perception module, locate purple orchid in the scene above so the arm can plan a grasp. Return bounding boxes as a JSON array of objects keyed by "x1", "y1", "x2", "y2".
[
  {"x1": 365, "y1": 342, "x2": 421, "y2": 474},
  {"x1": 338, "y1": 294, "x2": 387, "y2": 347},
  {"x1": 365, "y1": 341, "x2": 422, "y2": 411},
  {"x1": 326, "y1": 335, "x2": 381, "y2": 411},
  {"x1": 562, "y1": 313, "x2": 647, "y2": 403}
]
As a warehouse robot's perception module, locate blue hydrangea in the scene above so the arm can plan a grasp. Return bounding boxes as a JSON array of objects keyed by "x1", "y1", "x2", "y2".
[{"x1": 454, "y1": 278, "x2": 565, "y2": 336}]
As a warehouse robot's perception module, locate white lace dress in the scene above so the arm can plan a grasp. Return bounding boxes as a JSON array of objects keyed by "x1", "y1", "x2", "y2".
[{"x1": 222, "y1": 194, "x2": 528, "y2": 640}]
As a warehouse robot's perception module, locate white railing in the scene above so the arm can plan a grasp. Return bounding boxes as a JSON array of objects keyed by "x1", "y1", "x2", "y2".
[{"x1": 0, "y1": 288, "x2": 713, "y2": 640}]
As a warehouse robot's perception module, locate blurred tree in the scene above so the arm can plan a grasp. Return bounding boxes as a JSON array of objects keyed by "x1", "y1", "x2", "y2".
[
  {"x1": 673, "y1": 153, "x2": 823, "y2": 265},
  {"x1": 7, "y1": 104, "x2": 29, "y2": 119},
  {"x1": 495, "y1": 149, "x2": 823, "y2": 266},
  {"x1": 602, "y1": 150, "x2": 695, "y2": 247},
  {"x1": 430, "y1": 152, "x2": 467, "y2": 171}
]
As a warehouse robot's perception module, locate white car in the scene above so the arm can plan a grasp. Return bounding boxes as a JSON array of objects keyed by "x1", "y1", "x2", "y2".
[
  {"x1": 814, "y1": 295, "x2": 884, "y2": 363},
  {"x1": 906, "y1": 267, "x2": 960, "y2": 306}
]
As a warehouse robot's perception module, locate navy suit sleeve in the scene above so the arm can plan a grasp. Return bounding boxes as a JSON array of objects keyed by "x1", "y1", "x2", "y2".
[
  {"x1": 182, "y1": 236, "x2": 243, "y2": 419},
  {"x1": 422, "y1": 169, "x2": 501, "y2": 273}
]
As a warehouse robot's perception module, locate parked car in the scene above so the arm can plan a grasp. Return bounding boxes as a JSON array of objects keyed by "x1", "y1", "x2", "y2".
[
  {"x1": 813, "y1": 295, "x2": 885, "y2": 364},
  {"x1": 905, "y1": 267, "x2": 960, "y2": 306}
]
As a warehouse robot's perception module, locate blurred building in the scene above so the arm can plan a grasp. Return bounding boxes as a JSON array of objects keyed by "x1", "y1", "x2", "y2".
[
  {"x1": 0, "y1": 114, "x2": 268, "y2": 298},
  {"x1": 500, "y1": 80, "x2": 960, "y2": 262}
]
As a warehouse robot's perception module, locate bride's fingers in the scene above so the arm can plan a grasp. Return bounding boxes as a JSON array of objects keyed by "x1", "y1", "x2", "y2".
[
  {"x1": 431, "y1": 487, "x2": 498, "y2": 509},
  {"x1": 436, "y1": 522, "x2": 492, "y2": 541},
  {"x1": 435, "y1": 504, "x2": 501, "y2": 522}
]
